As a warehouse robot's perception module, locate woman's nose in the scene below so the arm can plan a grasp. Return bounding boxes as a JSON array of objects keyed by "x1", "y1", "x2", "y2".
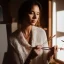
[{"x1": 33, "y1": 14, "x2": 37, "y2": 19}]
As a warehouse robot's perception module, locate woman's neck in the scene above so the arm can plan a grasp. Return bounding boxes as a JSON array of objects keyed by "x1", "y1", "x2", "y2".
[
  {"x1": 21, "y1": 25, "x2": 32, "y2": 35},
  {"x1": 21, "y1": 24, "x2": 32, "y2": 44}
]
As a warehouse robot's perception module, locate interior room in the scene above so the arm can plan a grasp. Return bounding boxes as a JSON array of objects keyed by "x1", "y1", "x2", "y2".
[{"x1": 0, "y1": 0, "x2": 64, "y2": 64}]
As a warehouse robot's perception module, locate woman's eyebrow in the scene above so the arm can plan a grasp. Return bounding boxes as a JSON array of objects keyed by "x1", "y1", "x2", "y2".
[
  {"x1": 29, "y1": 11, "x2": 40, "y2": 14},
  {"x1": 37, "y1": 12, "x2": 40, "y2": 14}
]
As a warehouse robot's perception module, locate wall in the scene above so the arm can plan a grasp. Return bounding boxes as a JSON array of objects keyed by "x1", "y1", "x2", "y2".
[{"x1": 0, "y1": 24, "x2": 8, "y2": 64}]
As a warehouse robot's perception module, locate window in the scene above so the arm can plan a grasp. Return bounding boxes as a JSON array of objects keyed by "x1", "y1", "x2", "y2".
[{"x1": 52, "y1": 0, "x2": 64, "y2": 63}]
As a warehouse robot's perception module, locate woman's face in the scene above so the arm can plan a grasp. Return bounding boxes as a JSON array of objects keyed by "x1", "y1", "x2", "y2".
[{"x1": 27, "y1": 5, "x2": 40, "y2": 26}]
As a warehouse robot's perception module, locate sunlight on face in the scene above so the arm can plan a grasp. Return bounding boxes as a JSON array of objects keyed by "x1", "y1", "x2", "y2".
[{"x1": 28, "y1": 5, "x2": 40, "y2": 25}]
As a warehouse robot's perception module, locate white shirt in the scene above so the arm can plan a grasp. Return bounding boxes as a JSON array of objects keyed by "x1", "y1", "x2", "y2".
[{"x1": 10, "y1": 26, "x2": 49, "y2": 64}]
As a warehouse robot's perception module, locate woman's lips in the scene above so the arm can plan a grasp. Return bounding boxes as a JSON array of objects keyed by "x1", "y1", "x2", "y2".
[{"x1": 31, "y1": 20, "x2": 36, "y2": 23}]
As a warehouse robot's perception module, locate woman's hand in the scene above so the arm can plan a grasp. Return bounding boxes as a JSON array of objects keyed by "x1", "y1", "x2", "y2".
[
  {"x1": 29, "y1": 45, "x2": 43, "y2": 59},
  {"x1": 24, "y1": 45, "x2": 43, "y2": 64},
  {"x1": 47, "y1": 46, "x2": 58, "y2": 62},
  {"x1": 34, "y1": 45, "x2": 43, "y2": 55}
]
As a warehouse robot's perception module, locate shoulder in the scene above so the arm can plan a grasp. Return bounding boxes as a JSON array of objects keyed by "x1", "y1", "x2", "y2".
[
  {"x1": 9, "y1": 29, "x2": 20, "y2": 44},
  {"x1": 9, "y1": 29, "x2": 20, "y2": 48},
  {"x1": 33, "y1": 26, "x2": 46, "y2": 34},
  {"x1": 10, "y1": 29, "x2": 20, "y2": 38}
]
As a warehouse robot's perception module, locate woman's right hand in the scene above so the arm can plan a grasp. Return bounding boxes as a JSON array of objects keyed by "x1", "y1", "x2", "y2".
[{"x1": 29, "y1": 45, "x2": 43, "y2": 59}]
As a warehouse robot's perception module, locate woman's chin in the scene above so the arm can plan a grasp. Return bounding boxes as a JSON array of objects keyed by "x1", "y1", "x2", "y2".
[{"x1": 31, "y1": 23, "x2": 36, "y2": 26}]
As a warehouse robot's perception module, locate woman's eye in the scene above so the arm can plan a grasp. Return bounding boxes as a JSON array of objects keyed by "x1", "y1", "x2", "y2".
[
  {"x1": 37, "y1": 13, "x2": 40, "y2": 15},
  {"x1": 29, "y1": 12, "x2": 34, "y2": 14},
  {"x1": 29, "y1": 11, "x2": 40, "y2": 15},
  {"x1": 37, "y1": 13, "x2": 39, "y2": 15}
]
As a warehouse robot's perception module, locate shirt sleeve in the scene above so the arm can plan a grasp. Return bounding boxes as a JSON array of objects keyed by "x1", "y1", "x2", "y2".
[
  {"x1": 41, "y1": 29, "x2": 50, "y2": 63},
  {"x1": 41, "y1": 29, "x2": 50, "y2": 53},
  {"x1": 9, "y1": 37, "x2": 23, "y2": 64}
]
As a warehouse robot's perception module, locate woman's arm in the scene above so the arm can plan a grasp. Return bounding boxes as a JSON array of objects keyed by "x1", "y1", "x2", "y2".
[
  {"x1": 24, "y1": 55, "x2": 31, "y2": 64},
  {"x1": 24, "y1": 47, "x2": 38, "y2": 64},
  {"x1": 8, "y1": 44, "x2": 23, "y2": 64},
  {"x1": 8, "y1": 36, "x2": 23, "y2": 64}
]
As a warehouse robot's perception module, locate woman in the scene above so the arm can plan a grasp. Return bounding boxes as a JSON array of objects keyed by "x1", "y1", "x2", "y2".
[{"x1": 6, "y1": 0, "x2": 55, "y2": 64}]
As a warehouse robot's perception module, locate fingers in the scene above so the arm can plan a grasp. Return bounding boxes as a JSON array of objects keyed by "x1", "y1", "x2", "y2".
[
  {"x1": 33, "y1": 45, "x2": 43, "y2": 55},
  {"x1": 36, "y1": 45, "x2": 43, "y2": 49},
  {"x1": 54, "y1": 45, "x2": 58, "y2": 53},
  {"x1": 33, "y1": 45, "x2": 43, "y2": 49}
]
